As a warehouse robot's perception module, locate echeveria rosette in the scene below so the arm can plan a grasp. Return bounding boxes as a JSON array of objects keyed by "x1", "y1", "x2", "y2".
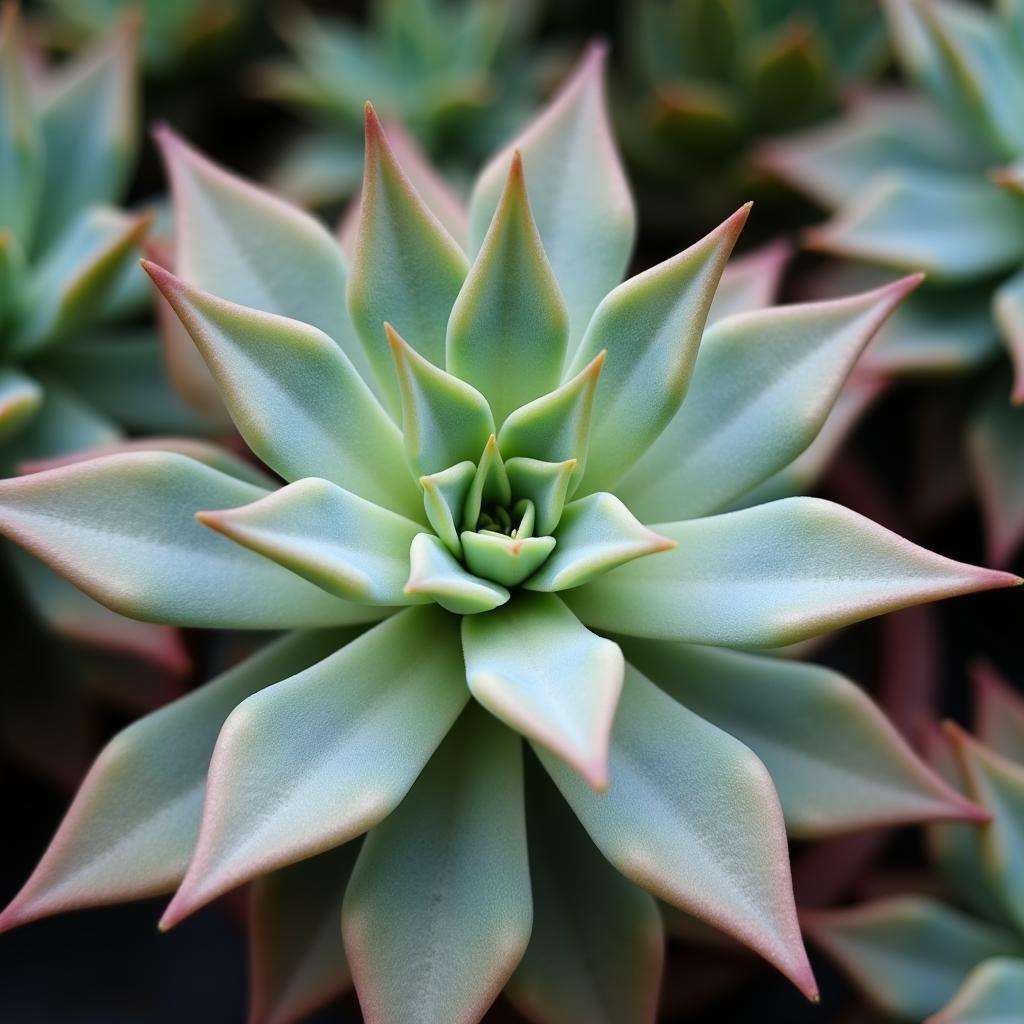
[
  {"x1": 762, "y1": 0, "x2": 1024, "y2": 566},
  {"x1": 806, "y1": 665, "x2": 1024, "y2": 1023},
  {"x1": 0, "y1": 47, "x2": 1016, "y2": 1024}
]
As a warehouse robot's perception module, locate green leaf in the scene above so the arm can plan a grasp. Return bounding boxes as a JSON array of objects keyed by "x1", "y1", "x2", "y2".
[
  {"x1": 469, "y1": 44, "x2": 635, "y2": 351},
  {"x1": 747, "y1": 23, "x2": 831, "y2": 132},
  {"x1": 524, "y1": 492, "x2": 675, "y2": 592},
  {"x1": 347, "y1": 106, "x2": 469, "y2": 414},
  {"x1": 932, "y1": 956, "x2": 1024, "y2": 1024},
  {"x1": 143, "y1": 263, "x2": 421, "y2": 519},
  {"x1": 461, "y1": 531, "x2": 556, "y2": 587},
  {"x1": 35, "y1": 19, "x2": 138, "y2": 253},
  {"x1": 388, "y1": 323, "x2": 495, "y2": 477},
  {"x1": 160, "y1": 607, "x2": 469, "y2": 927},
  {"x1": 537, "y1": 664, "x2": 816, "y2": 997},
  {"x1": 0, "y1": 451, "x2": 383, "y2": 628},
  {"x1": 404, "y1": 532, "x2": 510, "y2": 614},
  {"x1": 0, "y1": 629, "x2": 353, "y2": 930},
  {"x1": 994, "y1": 266, "x2": 1024, "y2": 403},
  {"x1": 805, "y1": 897, "x2": 1024, "y2": 1020},
  {"x1": 564, "y1": 497, "x2": 1020, "y2": 648},
  {"x1": 343, "y1": 705, "x2": 531, "y2": 1024},
  {"x1": 0, "y1": 368, "x2": 42, "y2": 444},
  {"x1": 569, "y1": 205, "x2": 748, "y2": 492},
  {"x1": 420, "y1": 460, "x2": 476, "y2": 555},
  {"x1": 974, "y1": 662, "x2": 1024, "y2": 764},
  {"x1": 505, "y1": 456, "x2": 577, "y2": 536},
  {"x1": 462, "y1": 434, "x2": 512, "y2": 529},
  {"x1": 463, "y1": 593, "x2": 623, "y2": 789},
  {"x1": 620, "y1": 639, "x2": 984, "y2": 837},
  {"x1": 249, "y1": 843, "x2": 360, "y2": 1024},
  {"x1": 617, "y1": 276, "x2": 921, "y2": 522},
  {"x1": 446, "y1": 151, "x2": 568, "y2": 425},
  {"x1": 198, "y1": 477, "x2": 426, "y2": 607},
  {"x1": 505, "y1": 761, "x2": 664, "y2": 1024},
  {"x1": 705, "y1": 239, "x2": 788, "y2": 329}
]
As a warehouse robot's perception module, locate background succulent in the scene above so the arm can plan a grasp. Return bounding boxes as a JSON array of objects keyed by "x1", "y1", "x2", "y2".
[{"x1": 0, "y1": 47, "x2": 1016, "y2": 1024}]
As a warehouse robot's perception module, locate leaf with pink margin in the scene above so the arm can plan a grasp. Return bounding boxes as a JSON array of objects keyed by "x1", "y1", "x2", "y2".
[
  {"x1": 704, "y1": 239, "x2": 788, "y2": 329},
  {"x1": 929, "y1": 956, "x2": 1024, "y2": 1024},
  {"x1": 505, "y1": 759, "x2": 664, "y2": 1024},
  {"x1": 343, "y1": 705, "x2": 530, "y2": 1024},
  {"x1": 619, "y1": 638, "x2": 986, "y2": 837},
  {"x1": 469, "y1": 44, "x2": 635, "y2": 352},
  {"x1": 973, "y1": 662, "x2": 1024, "y2": 764},
  {"x1": 536, "y1": 664, "x2": 817, "y2": 999},
  {"x1": 564, "y1": 497, "x2": 1020, "y2": 648},
  {"x1": 0, "y1": 629, "x2": 355, "y2": 932},
  {"x1": 160, "y1": 606, "x2": 468, "y2": 928},
  {"x1": 0, "y1": 451, "x2": 382, "y2": 628},
  {"x1": 249, "y1": 841, "x2": 361, "y2": 1024}
]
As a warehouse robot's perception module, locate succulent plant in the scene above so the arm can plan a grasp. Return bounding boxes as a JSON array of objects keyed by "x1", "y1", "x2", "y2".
[
  {"x1": 618, "y1": 0, "x2": 888, "y2": 241},
  {"x1": 254, "y1": 0, "x2": 544, "y2": 208},
  {"x1": 0, "y1": 44, "x2": 1018, "y2": 1024},
  {"x1": 762, "y1": 0, "x2": 1024, "y2": 566},
  {"x1": 806, "y1": 664, "x2": 1024, "y2": 1023}
]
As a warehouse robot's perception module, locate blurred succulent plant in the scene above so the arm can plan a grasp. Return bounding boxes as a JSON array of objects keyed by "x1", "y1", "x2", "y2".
[
  {"x1": 807, "y1": 664, "x2": 1024, "y2": 1022},
  {"x1": 254, "y1": 0, "x2": 546, "y2": 208},
  {"x1": 763, "y1": 0, "x2": 1024, "y2": 566},
  {"x1": 0, "y1": 45, "x2": 1016, "y2": 1024},
  {"x1": 619, "y1": 0, "x2": 888, "y2": 241}
]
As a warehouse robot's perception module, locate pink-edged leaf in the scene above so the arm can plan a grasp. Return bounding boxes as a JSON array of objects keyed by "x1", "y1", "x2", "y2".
[{"x1": 973, "y1": 661, "x2": 1024, "y2": 764}]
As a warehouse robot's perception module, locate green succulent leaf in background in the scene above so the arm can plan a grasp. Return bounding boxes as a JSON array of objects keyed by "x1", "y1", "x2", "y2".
[{"x1": 0, "y1": 44, "x2": 1017, "y2": 1024}]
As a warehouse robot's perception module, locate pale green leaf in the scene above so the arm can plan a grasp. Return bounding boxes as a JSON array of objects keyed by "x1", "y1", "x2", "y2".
[
  {"x1": 0, "y1": 367, "x2": 42, "y2": 444},
  {"x1": 404, "y1": 532, "x2": 509, "y2": 614},
  {"x1": 705, "y1": 239, "x2": 788, "y2": 329},
  {"x1": 994, "y1": 267, "x2": 1024, "y2": 404},
  {"x1": 461, "y1": 530, "x2": 555, "y2": 587},
  {"x1": 505, "y1": 456, "x2": 577, "y2": 536},
  {"x1": 462, "y1": 434, "x2": 511, "y2": 529},
  {"x1": 420, "y1": 460, "x2": 476, "y2": 555},
  {"x1": 931, "y1": 956, "x2": 1024, "y2": 1024}
]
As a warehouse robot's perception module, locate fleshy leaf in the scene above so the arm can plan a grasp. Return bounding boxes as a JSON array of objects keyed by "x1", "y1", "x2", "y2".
[
  {"x1": 343, "y1": 705, "x2": 530, "y2": 1024},
  {"x1": 462, "y1": 593, "x2": 622, "y2": 789},
  {"x1": 620, "y1": 639, "x2": 985, "y2": 837},
  {"x1": 0, "y1": 368, "x2": 42, "y2": 443},
  {"x1": 524, "y1": 492, "x2": 675, "y2": 592},
  {"x1": 347, "y1": 106, "x2": 469, "y2": 413},
  {"x1": 564, "y1": 497, "x2": 1020, "y2": 648},
  {"x1": 0, "y1": 452, "x2": 382, "y2": 628},
  {"x1": 617, "y1": 276, "x2": 921, "y2": 522},
  {"x1": 421, "y1": 460, "x2": 476, "y2": 555},
  {"x1": 504, "y1": 456, "x2": 577, "y2": 536},
  {"x1": 462, "y1": 434, "x2": 511, "y2": 529},
  {"x1": 447, "y1": 152, "x2": 568, "y2": 425},
  {"x1": 705, "y1": 239, "x2": 789, "y2": 328},
  {"x1": 993, "y1": 266, "x2": 1024, "y2": 404},
  {"x1": 404, "y1": 533, "x2": 509, "y2": 615},
  {"x1": 461, "y1": 531, "x2": 556, "y2": 588},
  {"x1": 497, "y1": 354, "x2": 603, "y2": 494},
  {"x1": 0, "y1": 629, "x2": 353, "y2": 930},
  {"x1": 387, "y1": 324, "x2": 495, "y2": 477},
  {"x1": 469, "y1": 44, "x2": 635, "y2": 350},
  {"x1": 570, "y1": 205, "x2": 748, "y2": 492},
  {"x1": 144, "y1": 263, "x2": 421, "y2": 519},
  {"x1": 160, "y1": 607, "x2": 468, "y2": 927},
  {"x1": 249, "y1": 843, "x2": 360, "y2": 1024},
  {"x1": 198, "y1": 478, "x2": 426, "y2": 606},
  {"x1": 505, "y1": 761, "x2": 664, "y2": 1024},
  {"x1": 536, "y1": 664, "x2": 816, "y2": 997},
  {"x1": 931, "y1": 957, "x2": 1024, "y2": 1024},
  {"x1": 805, "y1": 897, "x2": 1024, "y2": 1020},
  {"x1": 973, "y1": 662, "x2": 1024, "y2": 763}
]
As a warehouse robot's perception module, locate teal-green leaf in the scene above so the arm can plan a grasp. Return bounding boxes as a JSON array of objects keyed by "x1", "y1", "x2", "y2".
[
  {"x1": 404, "y1": 532, "x2": 510, "y2": 614},
  {"x1": 570, "y1": 204, "x2": 748, "y2": 492},
  {"x1": 536, "y1": 664, "x2": 816, "y2": 997},
  {"x1": 421, "y1": 460, "x2": 476, "y2": 555},
  {"x1": 461, "y1": 530, "x2": 556, "y2": 587},
  {"x1": 469, "y1": 44, "x2": 635, "y2": 351},
  {"x1": 160, "y1": 607, "x2": 469, "y2": 927},
  {"x1": 617, "y1": 276, "x2": 921, "y2": 522},
  {"x1": 564, "y1": 498, "x2": 1019, "y2": 648},
  {"x1": 505, "y1": 456, "x2": 577, "y2": 536},
  {"x1": 705, "y1": 239, "x2": 788, "y2": 329},
  {"x1": 0, "y1": 367, "x2": 42, "y2": 444},
  {"x1": 0, "y1": 452, "x2": 383, "y2": 628},
  {"x1": 462, "y1": 434, "x2": 512, "y2": 529},
  {"x1": 932, "y1": 956, "x2": 1024, "y2": 1024},
  {"x1": 446, "y1": 151, "x2": 568, "y2": 425},
  {"x1": 347, "y1": 106, "x2": 469, "y2": 414},
  {"x1": 0, "y1": 629, "x2": 355, "y2": 930},
  {"x1": 993, "y1": 266, "x2": 1024, "y2": 403},
  {"x1": 343, "y1": 705, "x2": 531, "y2": 1024},
  {"x1": 144, "y1": 263, "x2": 421, "y2": 519}
]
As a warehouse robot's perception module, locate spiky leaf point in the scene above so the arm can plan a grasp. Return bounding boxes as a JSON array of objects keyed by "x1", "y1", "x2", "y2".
[
  {"x1": 462, "y1": 593, "x2": 622, "y2": 790},
  {"x1": 524, "y1": 492, "x2": 675, "y2": 593},
  {"x1": 143, "y1": 263, "x2": 421, "y2": 519},
  {"x1": 197, "y1": 478, "x2": 426, "y2": 607},
  {"x1": 160, "y1": 607, "x2": 468, "y2": 929},
  {"x1": 0, "y1": 368, "x2": 42, "y2": 444},
  {"x1": 343, "y1": 706, "x2": 531, "y2": 1024},
  {"x1": 706, "y1": 239, "x2": 789, "y2": 329},
  {"x1": 538, "y1": 665, "x2": 817, "y2": 999},
  {"x1": 462, "y1": 434, "x2": 512, "y2": 529},
  {"x1": 348, "y1": 105, "x2": 469, "y2": 413},
  {"x1": 0, "y1": 630, "x2": 353, "y2": 932},
  {"x1": 460, "y1": 531, "x2": 556, "y2": 588},
  {"x1": 973, "y1": 662, "x2": 1024, "y2": 764},
  {"x1": 0, "y1": 452, "x2": 383, "y2": 628},
  {"x1": 565, "y1": 497, "x2": 1021, "y2": 648},
  {"x1": 469, "y1": 43, "x2": 635, "y2": 350},
  {"x1": 504, "y1": 456, "x2": 577, "y2": 536},
  {"x1": 447, "y1": 151, "x2": 568, "y2": 424},
  {"x1": 505, "y1": 761, "x2": 664, "y2": 1024},
  {"x1": 621, "y1": 639, "x2": 986, "y2": 837},
  {"x1": 569, "y1": 204, "x2": 749, "y2": 492},
  {"x1": 930, "y1": 957, "x2": 1024, "y2": 1024},
  {"x1": 804, "y1": 897, "x2": 1024, "y2": 1021},
  {"x1": 404, "y1": 532, "x2": 509, "y2": 614},
  {"x1": 249, "y1": 843, "x2": 361, "y2": 1024},
  {"x1": 420, "y1": 460, "x2": 476, "y2": 555}
]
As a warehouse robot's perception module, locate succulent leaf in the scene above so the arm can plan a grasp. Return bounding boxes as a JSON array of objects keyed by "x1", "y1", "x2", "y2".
[
  {"x1": 973, "y1": 663, "x2": 1024, "y2": 764},
  {"x1": 405, "y1": 532, "x2": 509, "y2": 614},
  {"x1": 420, "y1": 460, "x2": 476, "y2": 555},
  {"x1": 462, "y1": 434, "x2": 512, "y2": 529},
  {"x1": 705, "y1": 239, "x2": 789, "y2": 328},
  {"x1": 504, "y1": 456, "x2": 577, "y2": 537},
  {"x1": 0, "y1": 367, "x2": 42, "y2": 443},
  {"x1": 930, "y1": 956, "x2": 1024, "y2": 1024},
  {"x1": 993, "y1": 266, "x2": 1024, "y2": 403},
  {"x1": 343, "y1": 705, "x2": 531, "y2": 1024},
  {"x1": 460, "y1": 530, "x2": 555, "y2": 588}
]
